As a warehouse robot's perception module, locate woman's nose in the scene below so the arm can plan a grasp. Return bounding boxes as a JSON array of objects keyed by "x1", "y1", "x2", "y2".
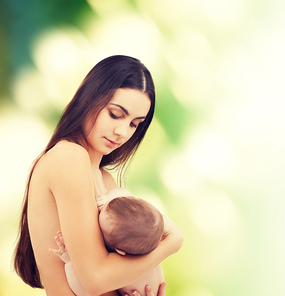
[{"x1": 114, "y1": 122, "x2": 128, "y2": 138}]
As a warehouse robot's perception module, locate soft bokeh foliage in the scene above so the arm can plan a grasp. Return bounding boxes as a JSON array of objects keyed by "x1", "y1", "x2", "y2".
[{"x1": 1, "y1": 0, "x2": 285, "y2": 295}]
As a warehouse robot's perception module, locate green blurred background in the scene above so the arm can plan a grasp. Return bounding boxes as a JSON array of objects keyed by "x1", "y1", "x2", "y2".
[{"x1": 1, "y1": 0, "x2": 285, "y2": 295}]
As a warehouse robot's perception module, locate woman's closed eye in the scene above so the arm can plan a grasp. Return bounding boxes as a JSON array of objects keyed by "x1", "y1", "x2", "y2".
[
  {"x1": 109, "y1": 111, "x2": 121, "y2": 119},
  {"x1": 130, "y1": 119, "x2": 145, "y2": 129},
  {"x1": 109, "y1": 110, "x2": 142, "y2": 128}
]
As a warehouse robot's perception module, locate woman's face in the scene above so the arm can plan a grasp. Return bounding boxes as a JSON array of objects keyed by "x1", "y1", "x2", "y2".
[{"x1": 85, "y1": 88, "x2": 151, "y2": 157}]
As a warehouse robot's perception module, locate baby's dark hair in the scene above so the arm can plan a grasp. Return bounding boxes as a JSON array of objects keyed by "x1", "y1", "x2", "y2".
[{"x1": 104, "y1": 196, "x2": 164, "y2": 255}]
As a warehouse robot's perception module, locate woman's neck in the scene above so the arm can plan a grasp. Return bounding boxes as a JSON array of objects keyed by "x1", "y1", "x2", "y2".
[
  {"x1": 93, "y1": 168, "x2": 107, "y2": 195},
  {"x1": 87, "y1": 149, "x2": 107, "y2": 195},
  {"x1": 89, "y1": 152, "x2": 103, "y2": 169},
  {"x1": 82, "y1": 143, "x2": 103, "y2": 169},
  {"x1": 79, "y1": 141, "x2": 107, "y2": 195}
]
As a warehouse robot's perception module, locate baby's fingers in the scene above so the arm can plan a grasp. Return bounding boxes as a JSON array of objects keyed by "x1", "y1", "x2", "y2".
[
  {"x1": 97, "y1": 203, "x2": 104, "y2": 211},
  {"x1": 53, "y1": 233, "x2": 66, "y2": 253},
  {"x1": 56, "y1": 231, "x2": 65, "y2": 244},
  {"x1": 95, "y1": 196, "x2": 104, "y2": 211},
  {"x1": 49, "y1": 247, "x2": 62, "y2": 257}
]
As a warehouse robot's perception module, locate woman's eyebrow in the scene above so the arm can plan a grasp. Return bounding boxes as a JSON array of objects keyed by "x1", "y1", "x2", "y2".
[
  {"x1": 110, "y1": 103, "x2": 129, "y2": 115},
  {"x1": 110, "y1": 103, "x2": 146, "y2": 119}
]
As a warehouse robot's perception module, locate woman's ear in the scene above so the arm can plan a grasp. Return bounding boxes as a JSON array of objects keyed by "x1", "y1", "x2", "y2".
[{"x1": 115, "y1": 248, "x2": 126, "y2": 256}]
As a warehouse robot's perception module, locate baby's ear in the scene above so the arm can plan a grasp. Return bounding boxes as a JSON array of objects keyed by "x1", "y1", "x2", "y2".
[{"x1": 115, "y1": 248, "x2": 126, "y2": 256}]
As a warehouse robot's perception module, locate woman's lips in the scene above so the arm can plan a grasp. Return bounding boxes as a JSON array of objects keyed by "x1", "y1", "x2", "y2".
[{"x1": 104, "y1": 137, "x2": 119, "y2": 148}]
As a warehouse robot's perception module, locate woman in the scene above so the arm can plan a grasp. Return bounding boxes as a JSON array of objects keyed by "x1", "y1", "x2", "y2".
[{"x1": 13, "y1": 55, "x2": 183, "y2": 296}]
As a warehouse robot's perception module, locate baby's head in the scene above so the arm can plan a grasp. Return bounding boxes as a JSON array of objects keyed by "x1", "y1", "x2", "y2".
[{"x1": 99, "y1": 196, "x2": 164, "y2": 255}]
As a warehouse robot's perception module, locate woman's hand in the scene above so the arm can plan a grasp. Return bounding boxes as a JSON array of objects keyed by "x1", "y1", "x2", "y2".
[{"x1": 123, "y1": 282, "x2": 167, "y2": 296}]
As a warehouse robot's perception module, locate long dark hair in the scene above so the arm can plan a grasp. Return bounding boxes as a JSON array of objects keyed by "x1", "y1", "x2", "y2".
[{"x1": 13, "y1": 55, "x2": 155, "y2": 288}]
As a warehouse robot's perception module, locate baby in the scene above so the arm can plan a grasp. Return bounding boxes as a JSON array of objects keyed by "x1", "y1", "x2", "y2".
[{"x1": 50, "y1": 188, "x2": 165, "y2": 296}]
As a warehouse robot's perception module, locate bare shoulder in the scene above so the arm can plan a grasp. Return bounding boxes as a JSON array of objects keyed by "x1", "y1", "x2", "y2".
[
  {"x1": 44, "y1": 141, "x2": 89, "y2": 166},
  {"x1": 100, "y1": 168, "x2": 117, "y2": 191},
  {"x1": 39, "y1": 141, "x2": 91, "y2": 180},
  {"x1": 48, "y1": 140, "x2": 88, "y2": 158}
]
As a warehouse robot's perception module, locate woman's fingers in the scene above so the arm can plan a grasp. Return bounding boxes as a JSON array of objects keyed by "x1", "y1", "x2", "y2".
[
  {"x1": 145, "y1": 286, "x2": 153, "y2": 296},
  {"x1": 130, "y1": 282, "x2": 167, "y2": 296},
  {"x1": 157, "y1": 282, "x2": 167, "y2": 296}
]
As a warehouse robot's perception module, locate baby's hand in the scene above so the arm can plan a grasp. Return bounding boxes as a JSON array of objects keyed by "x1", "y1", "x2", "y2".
[
  {"x1": 49, "y1": 231, "x2": 70, "y2": 263},
  {"x1": 106, "y1": 187, "x2": 133, "y2": 199},
  {"x1": 96, "y1": 194, "x2": 111, "y2": 212},
  {"x1": 161, "y1": 215, "x2": 175, "y2": 240},
  {"x1": 96, "y1": 188, "x2": 133, "y2": 212}
]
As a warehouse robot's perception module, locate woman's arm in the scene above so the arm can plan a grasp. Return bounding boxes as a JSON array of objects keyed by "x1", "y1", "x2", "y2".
[
  {"x1": 49, "y1": 234, "x2": 120, "y2": 296},
  {"x1": 49, "y1": 233, "x2": 166, "y2": 296},
  {"x1": 48, "y1": 142, "x2": 183, "y2": 296}
]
